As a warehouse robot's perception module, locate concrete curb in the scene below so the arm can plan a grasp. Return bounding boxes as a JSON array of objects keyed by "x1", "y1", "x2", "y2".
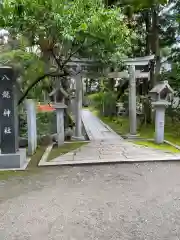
[
  {"x1": 81, "y1": 117, "x2": 94, "y2": 141},
  {"x1": 64, "y1": 140, "x2": 90, "y2": 143},
  {"x1": 38, "y1": 155, "x2": 180, "y2": 167},
  {"x1": 39, "y1": 144, "x2": 54, "y2": 165},
  {"x1": 38, "y1": 141, "x2": 91, "y2": 166},
  {"x1": 164, "y1": 140, "x2": 180, "y2": 150},
  {"x1": 122, "y1": 135, "x2": 149, "y2": 140}
]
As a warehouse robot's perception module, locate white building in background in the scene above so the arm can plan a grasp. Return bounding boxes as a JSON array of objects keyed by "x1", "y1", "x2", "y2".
[
  {"x1": 161, "y1": 57, "x2": 171, "y2": 72},
  {"x1": 0, "y1": 29, "x2": 9, "y2": 44}
]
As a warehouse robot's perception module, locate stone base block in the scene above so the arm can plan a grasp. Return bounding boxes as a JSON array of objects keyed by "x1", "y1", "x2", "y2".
[
  {"x1": 72, "y1": 135, "x2": 85, "y2": 141},
  {"x1": 0, "y1": 148, "x2": 27, "y2": 169},
  {"x1": 124, "y1": 133, "x2": 140, "y2": 139}
]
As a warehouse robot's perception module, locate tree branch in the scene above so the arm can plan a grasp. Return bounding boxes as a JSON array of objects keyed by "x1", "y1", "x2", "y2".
[
  {"x1": 18, "y1": 71, "x2": 67, "y2": 105},
  {"x1": 61, "y1": 40, "x2": 86, "y2": 68},
  {"x1": 51, "y1": 49, "x2": 63, "y2": 69},
  {"x1": 51, "y1": 49, "x2": 77, "y2": 76},
  {"x1": 50, "y1": 40, "x2": 98, "y2": 80},
  {"x1": 62, "y1": 40, "x2": 99, "y2": 68},
  {"x1": 51, "y1": 40, "x2": 98, "y2": 71}
]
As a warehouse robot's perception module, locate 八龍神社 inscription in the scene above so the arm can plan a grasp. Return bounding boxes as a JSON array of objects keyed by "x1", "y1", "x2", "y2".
[{"x1": 0, "y1": 67, "x2": 18, "y2": 154}]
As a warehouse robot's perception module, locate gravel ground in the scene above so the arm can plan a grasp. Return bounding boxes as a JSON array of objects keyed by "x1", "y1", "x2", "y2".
[{"x1": 1, "y1": 162, "x2": 180, "y2": 239}]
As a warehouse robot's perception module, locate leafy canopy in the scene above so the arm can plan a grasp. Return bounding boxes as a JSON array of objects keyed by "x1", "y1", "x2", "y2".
[
  {"x1": 0, "y1": 0, "x2": 132, "y2": 101},
  {"x1": 0, "y1": 0, "x2": 131, "y2": 63}
]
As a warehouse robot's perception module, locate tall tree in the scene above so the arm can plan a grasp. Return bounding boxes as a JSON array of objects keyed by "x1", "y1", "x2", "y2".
[
  {"x1": 0, "y1": 0, "x2": 131, "y2": 103},
  {"x1": 106, "y1": 0, "x2": 170, "y2": 86}
]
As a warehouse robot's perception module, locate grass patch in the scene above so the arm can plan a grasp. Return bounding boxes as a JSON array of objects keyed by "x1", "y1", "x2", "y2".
[
  {"x1": 137, "y1": 120, "x2": 180, "y2": 146},
  {"x1": 27, "y1": 146, "x2": 47, "y2": 169},
  {"x1": 90, "y1": 107, "x2": 180, "y2": 147},
  {"x1": 0, "y1": 169, "x2": 28, "y2": 181},
  {"x1": 101, "y1": 116, "x2": 129, "y2": 135},
  {"x1": 0, "y1": 146, "x2": 46, "y2": 180},
  {"x1": 132, "y1": 140, "x2": 180, "y2": 153},
  {"x1": 47, "y1": 141, "x2": 87, "y2": 161}
]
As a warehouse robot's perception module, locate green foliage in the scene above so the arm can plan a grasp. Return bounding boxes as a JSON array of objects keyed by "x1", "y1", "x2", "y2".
[
  {"x1": 161, "y1": 63, "x2": 180, "y2": 91},
  {"x1": 19, "y1": 113, "x2": 27, "y2": 137},
  {"x1": 91, "y1": 107, "x2": 129, "y2": 134},
  {"x1": 0, "y1": 0, "x2": 132, "y2": 102},
  {"x1": 36, "y1": 112, "x2": 56, "y2": 137},
  {"x1": 0, "y1": 0, "x2": 131, "y2": 63},
  {"x1": 0, "y1": 48, "x2": 39, "y2": 69},
  {"x1": 120, "y1": 92, "x2": 129, "y2": 110},
  {"x1": 19, "y1": 111, "x2": 56, "y2": 137},
  {"x1": 107, "y1": 0, "x2": 168, "y2": 9},
  {"x1": 88, "y1": 91, "x2": 117, "y2": 116},
  {"x1": 129, "y1": 0, "x2": 167, "y2": 10},
  {"x1": 0, "y1": 47, "x2": 47, "y2": 100},
  {"x1": 88, "y1": 92, "x2": 105, "y2": 109}
]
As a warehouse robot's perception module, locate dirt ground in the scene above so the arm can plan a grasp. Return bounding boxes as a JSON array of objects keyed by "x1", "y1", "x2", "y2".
[{"x1": 1, "y1": 162, "x2": 180, "y2": 239}]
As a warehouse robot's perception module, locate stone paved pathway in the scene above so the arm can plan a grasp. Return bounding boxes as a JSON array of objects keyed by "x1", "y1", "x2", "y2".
[
  {"x1": 81, "y1": 109, "x2": 123, "y2": 140},
  {"x1": 39, "y1": 109, "x2": 180, "y2": 166}
]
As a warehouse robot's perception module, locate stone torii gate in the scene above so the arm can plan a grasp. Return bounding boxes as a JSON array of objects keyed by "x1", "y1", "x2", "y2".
[
  {"x1": 66, "y1": 56, "x2": 155, "y2": 139},
  {"x1": 108, "y1": 55, "x2": 154, "y2": 136},
  {"x1": 67, "y1": 58, "x2": 102, "y2": 139}
]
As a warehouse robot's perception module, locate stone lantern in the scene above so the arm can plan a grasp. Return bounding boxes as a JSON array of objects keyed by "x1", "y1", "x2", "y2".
[
  {"x1": 149, "y1": 80, "x2": 173, "y2": 102},
  {"x1": 52, "y1": 103, "x2": 67, "y2": 146},
  {"x1": 149, "y1": 81, "x2": 174, "y2": 144}
]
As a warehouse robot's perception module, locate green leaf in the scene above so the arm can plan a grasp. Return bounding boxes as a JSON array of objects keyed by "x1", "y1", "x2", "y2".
[{"x1": 79, "y1": 23, "x2": 88, "y2": 31}]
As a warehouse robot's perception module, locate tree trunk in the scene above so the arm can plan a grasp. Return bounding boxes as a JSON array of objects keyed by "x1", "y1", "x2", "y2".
[
  {"x1": 85, "y1": 79, "x2": 88, "y2": 94},
  {"x1": 109, "y1": 78, "x2": 115, "y2": 91},
  {"x1": 55, "y1": 78, "x2": 64, "y2": 102},
  {"x1": 143, "y1": 9, "x2": 151, "y2": 94},
  {"x1": 150, "y1": 5, "x2": 160, "y2": 87},
  {"x1": 62, "y1": 77, "x2": 72, "y2": 129},
  {"x1": 89, "y1": 79, "x2": 93, "y2": 93},
  {"x1": 144, "y1": 10, "x2": 151, "y2": 56},
  {"x1": 142, "y1": 10, "x2": 152, "y2": 124}
]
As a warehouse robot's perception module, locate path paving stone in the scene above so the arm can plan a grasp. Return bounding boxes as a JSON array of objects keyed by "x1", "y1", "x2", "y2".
[{"x1": 39, "y1": 109, "x2": 180, "y2": 166}]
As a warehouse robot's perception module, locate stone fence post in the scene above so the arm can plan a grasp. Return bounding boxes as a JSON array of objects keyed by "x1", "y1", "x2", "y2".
[{"x1": 25, "y1": 99, "x2": 37, "y2": 155}]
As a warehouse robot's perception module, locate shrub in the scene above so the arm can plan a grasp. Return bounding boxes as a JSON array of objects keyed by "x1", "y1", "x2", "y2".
[
  {"x1": 88, "y1": 92, "x2": 104, "y2": 110},
  {"x1": 88, "y1": 91, "x2": 117, "y2": 117},
  {"x1": 36, "y1": 111, "x2": 56, "y2": 137},
  {"x1": 19, "y1": 111, "x2": 56, "y2": 138}
]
